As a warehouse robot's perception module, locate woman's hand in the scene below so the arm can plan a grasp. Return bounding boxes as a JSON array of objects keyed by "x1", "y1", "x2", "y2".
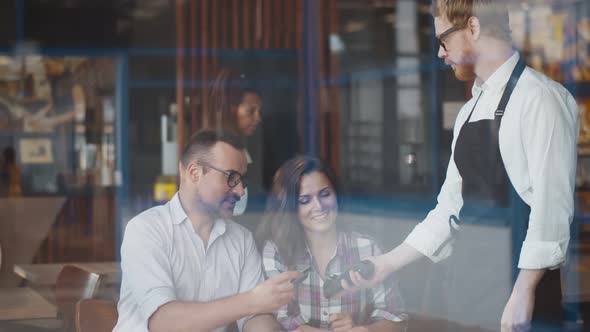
[
  {"x1": 328, "y1": 313, "x2": 354, "y2": 332},
  {"x1": 349, "y1": 327, "x2": 369, "y2": 332}
]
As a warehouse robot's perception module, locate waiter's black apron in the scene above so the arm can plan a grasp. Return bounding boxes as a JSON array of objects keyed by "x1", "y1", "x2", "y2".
[{"x1": 452, "y1": 60, "x2": 562, "y2": 330}]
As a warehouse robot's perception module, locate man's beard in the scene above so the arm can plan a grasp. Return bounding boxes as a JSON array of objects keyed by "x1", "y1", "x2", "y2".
[
  {"x1": 452, "y1": 49, "x2": 477, "y2": 81},
  {"x1": 454, "y1": 62, "x2": 476, "y2": 81},
  {"x1": 195, "y1": 194, "x2": 222, "y2": 219},
  {"x1": 195, "y1": 193, "x2": 240, "y2": 219}
]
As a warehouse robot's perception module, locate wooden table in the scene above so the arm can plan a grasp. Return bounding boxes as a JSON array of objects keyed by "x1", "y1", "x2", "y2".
[
  {"x1": 13, "y1": 262, "x2": 120, "y2": 287},
  {"x1": 0, "y1": 287, "x2": 57, "y2": 320}
]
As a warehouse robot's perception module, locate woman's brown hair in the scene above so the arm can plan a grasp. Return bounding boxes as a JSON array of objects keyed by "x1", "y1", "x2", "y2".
[{"x1": 255, "y1": 155, "x2": 340, "y2": 267}]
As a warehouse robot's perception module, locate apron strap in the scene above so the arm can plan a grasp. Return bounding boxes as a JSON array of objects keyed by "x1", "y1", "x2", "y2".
[
  {"x1": 495, "y1": 58, "x2": 526, "y2": 118},
  {"x1": 465, "y1": 91, "x2": 484, "y2": 123}
]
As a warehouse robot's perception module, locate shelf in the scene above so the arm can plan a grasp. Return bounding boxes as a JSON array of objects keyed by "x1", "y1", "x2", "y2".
[
  {"x1": 578, "y1": 144, "x2": 590, "y2": 157},
  {"x1": 565, "y1": 81, "x2": 590, "y2": 98},
  {"x1": 574, "y1": 214, "x2": 590, "y2": 224}
]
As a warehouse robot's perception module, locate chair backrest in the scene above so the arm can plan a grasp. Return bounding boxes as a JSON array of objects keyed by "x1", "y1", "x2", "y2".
[
  {"x1": 55, "y1": 265, "x2": 103, "y2": 332},
  {"x1": 75, "y1": 299, "x2": 118, "y2": 332}
]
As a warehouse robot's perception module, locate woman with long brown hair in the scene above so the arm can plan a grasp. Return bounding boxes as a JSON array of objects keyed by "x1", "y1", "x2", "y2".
[{"x1": 256, "y1": 156, "x2": 405, "y2": 332}]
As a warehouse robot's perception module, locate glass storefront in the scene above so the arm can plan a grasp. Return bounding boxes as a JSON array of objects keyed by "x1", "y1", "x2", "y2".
[{"x1": 1, "y1": 0, "x2": 589, "y2": 331}]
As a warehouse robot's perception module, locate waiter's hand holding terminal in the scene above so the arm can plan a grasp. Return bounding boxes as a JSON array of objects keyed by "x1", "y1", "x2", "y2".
[
  {"x1": 324, "y1": 260, "x2": 375, "y2": 298},
  {"x1": 339, "y1": 243, "x2": 426, "y2": 296}
]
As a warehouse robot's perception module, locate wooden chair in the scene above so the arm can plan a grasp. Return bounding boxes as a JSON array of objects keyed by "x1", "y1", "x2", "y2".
[
  {"x1": 75, "y1": 299, "x2": 118, "y2": 332},
  {"x1": 55, "y1": 265, "x2": 103, "y2": 332}
]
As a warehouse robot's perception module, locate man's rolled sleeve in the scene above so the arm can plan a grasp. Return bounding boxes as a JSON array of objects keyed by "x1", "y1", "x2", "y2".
[
  {"x1": 404, "y1": 156, "x2": 463, "y2": 263},
  {"x1": 120, "y1": 217, "x2": 177, "y2": 323},
  {"x1": 519, "y1": 240, "x2": 567, "y2": 270},
  {"x1": 138, "y1": 287, "x2": 176, "y2": 323},
  {"x1": 519, "y1": 88, "x2": 576, "y2": 269},
  {"x1": 404, "y1": 221, "x2": 453, "y2": 262}
]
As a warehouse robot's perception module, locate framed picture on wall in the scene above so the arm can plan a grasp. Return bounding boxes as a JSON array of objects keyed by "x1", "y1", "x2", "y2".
[
  {"x1": 14, "y1": 133, "x2": 59, "y2": 194},
  {"x1": 18, "y1": 137, "x2": 54, "y2": 164}
]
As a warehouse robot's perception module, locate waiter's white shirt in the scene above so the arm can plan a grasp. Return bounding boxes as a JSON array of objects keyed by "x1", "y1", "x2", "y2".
[
  {"x1": 405, "y1": 52, "x2": 579, "y2": 269},
  {"x1": 113, "y1": 192, "x2": 263, "y2": 332}
]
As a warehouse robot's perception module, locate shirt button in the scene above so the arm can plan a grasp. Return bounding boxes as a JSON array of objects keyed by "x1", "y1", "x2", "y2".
[{"x1": 322, "y1": 310, "x2": 328, "y2": 317}]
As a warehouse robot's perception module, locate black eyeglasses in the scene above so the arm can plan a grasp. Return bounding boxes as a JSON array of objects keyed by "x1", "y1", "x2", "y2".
[
  {"x1": 437, "y1": 25, "x2": 465, "y2": 52},
  {"x1": 196, "y1": 161, "x2": 246, "y2": 189}
]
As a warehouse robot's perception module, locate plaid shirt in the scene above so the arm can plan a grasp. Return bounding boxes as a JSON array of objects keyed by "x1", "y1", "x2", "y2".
[{"x1": 262, "y1": 231, "x2": 405, "y2": 331}]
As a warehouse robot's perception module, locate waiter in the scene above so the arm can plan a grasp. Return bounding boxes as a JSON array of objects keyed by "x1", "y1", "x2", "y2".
[{"x1": 345, "y1": 1, "x2": 579, "y2": 331}]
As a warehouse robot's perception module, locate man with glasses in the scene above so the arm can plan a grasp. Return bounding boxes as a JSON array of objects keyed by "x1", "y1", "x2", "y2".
[
  {"x1": 114, "y1": 129, "x2": 300, "y2": 332},
  {"x1": 345, "y1": 1, "x2": 578, "y2": 331}
]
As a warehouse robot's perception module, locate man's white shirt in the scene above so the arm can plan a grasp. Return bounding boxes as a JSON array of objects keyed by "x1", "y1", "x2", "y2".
[
  {"x1": 405, "y1": 52, "x2": 579, "y2": 269},
  {"x1": 113, "y1": 192, "x2": 263, "y2": 332}
]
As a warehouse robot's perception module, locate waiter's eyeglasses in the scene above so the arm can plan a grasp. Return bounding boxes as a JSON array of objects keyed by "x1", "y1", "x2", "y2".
[
  {"x1": 196, "y1": 161, "x2": 246, "y2": 189},
  {"x1": 437, "y1": 25, "x2": 465, "y2": 52}
]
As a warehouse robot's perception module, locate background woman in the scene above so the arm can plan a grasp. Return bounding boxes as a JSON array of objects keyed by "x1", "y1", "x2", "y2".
[{"x1": 209, "y1": 68, "x2": 263, "y2": 216}]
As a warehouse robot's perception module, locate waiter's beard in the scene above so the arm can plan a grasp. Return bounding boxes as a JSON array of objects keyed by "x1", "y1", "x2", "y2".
[
  {"x1": 454, "y1": 63, "x2": 476, "y2": 81},
  {"x1": 452, "y1": 49, "x2": 477, "y2": 82}
]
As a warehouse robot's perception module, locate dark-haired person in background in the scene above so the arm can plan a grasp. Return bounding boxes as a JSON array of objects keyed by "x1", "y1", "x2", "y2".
[
  {"x1": 257, "y1": 156, "x2": 405, "y2": 332},
  {"x1": 345, "y1": 1, "x2": 578, "y2": 331},
  {"x1": 209, "y1": 68, "x2": 263, "y2": 216},
  {"x1": 114, "y1": 130, "x2": 300, "y2": 332}
]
